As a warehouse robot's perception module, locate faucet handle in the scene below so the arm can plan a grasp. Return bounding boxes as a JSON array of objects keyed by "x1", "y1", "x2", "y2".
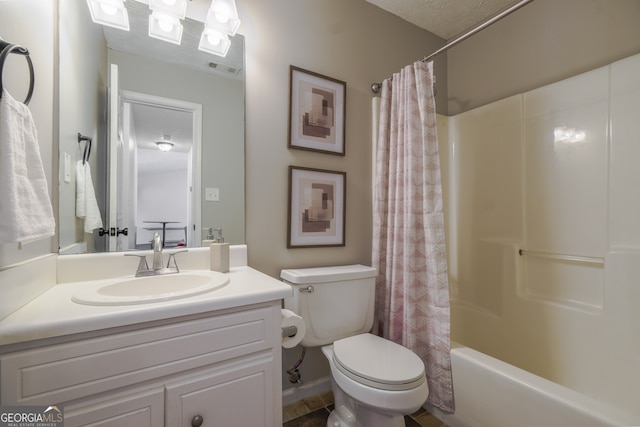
[
  {"x1": 125, "y1": 253, "x2": 150, "y2": 276},
  {"x1": 152, "y1": 232, "x2": 163, "y2": 251},
  {"x1": 166, "y1": 249, "x2": 188, "y2": 271}
]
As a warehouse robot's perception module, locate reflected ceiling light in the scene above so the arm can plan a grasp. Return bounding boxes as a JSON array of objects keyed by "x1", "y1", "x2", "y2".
[
  {"x1": 148, "y1": 0, "x2": 186, "y2": 44},
  {"x1": 198, "y1": 28, "x2": 231, "y2": 57},
  {"x1": 554, "y1": 126, "x2": 586, "y2": 144},
  {"x1": 148, "y1": 0, "x2": 187, "y2": 19},
  {"x1": 205, "y1": 0, "x2": 240, "y2": 36},
  {"x1": 149, "y1": 10, "x2": 183, "y2": 44},
  {"x1": 198, "y1": 0, "x2": 240, "y2": 57},
  {"x1": 156, "y1": 135, "x2": 174, "y2": 152},
  {"x1": 86, "y1": 0, "x2": 130, "y2": 31}
]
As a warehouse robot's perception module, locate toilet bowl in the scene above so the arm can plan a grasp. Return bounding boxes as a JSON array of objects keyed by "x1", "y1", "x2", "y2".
[
  {"x1": 281, "y1": 265, "x2": 429, "y2": 427},
  {"x1": 322, "y1": 334, "x2": 429, "y2": 427}
]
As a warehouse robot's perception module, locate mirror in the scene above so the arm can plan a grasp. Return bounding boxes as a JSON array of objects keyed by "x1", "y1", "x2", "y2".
[{"x1": 57, "y1": 0, "x2": 245, "y2": 254}]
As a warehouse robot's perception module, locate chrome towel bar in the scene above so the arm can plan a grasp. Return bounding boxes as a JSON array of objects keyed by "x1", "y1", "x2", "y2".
[{"x1": 518, "y1": 249, "x2": 604, "y2": 266}]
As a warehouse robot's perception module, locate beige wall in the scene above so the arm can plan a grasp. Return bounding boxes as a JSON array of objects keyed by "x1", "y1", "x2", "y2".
[
  {"x1": 241, "y1": 0, "x2": 444, "y2": 278},
  {"x1": 447, "y1": 0, "x2": 640, "y2": 115},
  {"x1": 238, "y1": 0, "x2": 446, "y2": 390}
]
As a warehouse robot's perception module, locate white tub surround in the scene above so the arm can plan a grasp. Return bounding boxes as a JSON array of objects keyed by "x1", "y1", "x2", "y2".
[{"x1": 442, "y1": 52, "x2": 640, "y2": 422}]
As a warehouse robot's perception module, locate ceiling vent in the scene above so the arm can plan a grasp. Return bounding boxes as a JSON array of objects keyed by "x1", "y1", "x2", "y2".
[{"x1": 208, "y1": 61, "x2": 241, "y2": 76}]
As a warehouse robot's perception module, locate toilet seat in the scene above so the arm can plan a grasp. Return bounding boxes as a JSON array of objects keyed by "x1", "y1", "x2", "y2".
[{"x1": 332, "y1": 333, "x2": 426, "y2": 391}]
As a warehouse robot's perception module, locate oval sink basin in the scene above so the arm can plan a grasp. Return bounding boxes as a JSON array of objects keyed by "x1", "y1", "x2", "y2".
[{"x1": 71, "y1": 271, "x2": 229, "y2": 306}]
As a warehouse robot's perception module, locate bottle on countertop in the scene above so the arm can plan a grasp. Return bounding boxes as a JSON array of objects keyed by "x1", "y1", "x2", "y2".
[
  {"x1": 210, "y1": 228, "x2": 229, "y2": 273},
  {"x1": 202, "y1": 227, "x2": 215, "y2": 246}
]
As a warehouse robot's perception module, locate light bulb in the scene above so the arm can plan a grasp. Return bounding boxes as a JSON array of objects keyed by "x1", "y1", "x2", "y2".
[
  {"x1": 207, "y1": 33, "x2": 222, "y2": 46},
  {"x1": 156, "y1": 141, "x2": 174, "y2": 152},
  {"x1": 158, "y1": 17, "x2": 174, "y2": 32},
  {"x1": 215, "y1": 13, "x2": 230, "y2": 23},
  {"x1": 213, "y1": 2, "x2": 232, "y2": 22},
  {"x1": 100, "y1": 3, "x2": 118, "y2": 15}
]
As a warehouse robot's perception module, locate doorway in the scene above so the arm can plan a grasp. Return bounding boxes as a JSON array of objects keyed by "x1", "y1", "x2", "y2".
[{"x1": 116, "y1": 91, "x2": 202, "y2": 251}]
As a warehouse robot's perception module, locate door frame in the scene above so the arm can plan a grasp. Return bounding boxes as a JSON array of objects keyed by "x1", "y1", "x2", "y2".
[{"x1": 119, "y1": 90, "x2": 203, "y2": 250}]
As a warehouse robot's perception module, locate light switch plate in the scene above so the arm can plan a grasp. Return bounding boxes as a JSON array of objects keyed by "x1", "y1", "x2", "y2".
[
  {"x1": 205, "y1": 187, "x2": 220, "y2": 201},
  {"x1": 63, "y1": 152, "x2": 71, "y2": 183}
]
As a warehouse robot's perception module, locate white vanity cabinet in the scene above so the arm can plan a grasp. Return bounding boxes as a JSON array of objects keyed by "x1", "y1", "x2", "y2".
[{"x1": 0, "y1": 302, "x2": 282, "y2": 427}]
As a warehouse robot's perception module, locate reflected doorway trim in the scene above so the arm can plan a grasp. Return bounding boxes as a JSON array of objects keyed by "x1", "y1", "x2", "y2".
[{"x1": 120, "y1": 90, "x2": 202, "y2": 250}]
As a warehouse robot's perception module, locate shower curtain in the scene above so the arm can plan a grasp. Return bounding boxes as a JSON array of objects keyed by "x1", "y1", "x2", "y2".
[{"x1": 372, "y1": 60, "x2": 454, "y2": 413}]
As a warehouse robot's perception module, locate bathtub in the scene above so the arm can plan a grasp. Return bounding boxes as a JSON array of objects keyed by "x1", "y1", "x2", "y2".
[{"x1": 427, "y1": 343, "x2": 638, "y2": 427}]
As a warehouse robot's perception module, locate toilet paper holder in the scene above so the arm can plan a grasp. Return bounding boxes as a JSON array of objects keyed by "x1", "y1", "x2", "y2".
[{"x1": 282, "y1": 325, "x2": 298, "y2": 338}]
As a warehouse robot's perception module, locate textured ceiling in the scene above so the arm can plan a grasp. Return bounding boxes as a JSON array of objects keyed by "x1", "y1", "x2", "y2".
[{"x1": 365, "y1": 0, "x2": 519, "y2": 40}]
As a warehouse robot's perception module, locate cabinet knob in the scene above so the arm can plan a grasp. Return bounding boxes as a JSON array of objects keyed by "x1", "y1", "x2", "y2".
[{"x1": 191, "y1": 414, "x2": 204, "y2": 427}]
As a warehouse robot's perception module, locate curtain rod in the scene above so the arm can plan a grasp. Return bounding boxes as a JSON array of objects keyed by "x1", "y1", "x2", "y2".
[{"x1": 371, "y1": 0, "x2": 535, "y2": 94}]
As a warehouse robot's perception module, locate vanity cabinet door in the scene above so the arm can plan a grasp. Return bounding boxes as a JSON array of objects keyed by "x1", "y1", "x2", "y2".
[
  {"x1": 63, "y1": 388, "x2": 164, "y2": 427},
  {"x1": 165, "y1": 353, "x2": 274, "y2": 427}
]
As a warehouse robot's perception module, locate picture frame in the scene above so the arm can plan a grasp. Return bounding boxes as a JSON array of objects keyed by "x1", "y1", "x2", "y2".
[
  {"x1": 287, "y1": 166, "x2": 346, "y2": 248},
  {"x1": 288, "y1": 66, "x2": 346, "y2": 155}
]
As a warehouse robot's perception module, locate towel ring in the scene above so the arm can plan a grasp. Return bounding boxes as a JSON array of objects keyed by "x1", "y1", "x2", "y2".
[
  {"x1": 78, "y1": 133, "x2": 93, "y2": 165},
  {"x1": 0, "y1": 42, "x2": 35, "y2": 105}
]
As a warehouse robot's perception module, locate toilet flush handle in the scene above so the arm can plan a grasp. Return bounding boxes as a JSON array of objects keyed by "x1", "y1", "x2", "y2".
[{"x1": 299, "y1": 285, "x2": 314, "y2": 293}]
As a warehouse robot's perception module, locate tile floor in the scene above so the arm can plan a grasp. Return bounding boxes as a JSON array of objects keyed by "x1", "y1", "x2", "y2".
[{"x1": 283, "y1": 391, "x2": 449, "y2": 427}]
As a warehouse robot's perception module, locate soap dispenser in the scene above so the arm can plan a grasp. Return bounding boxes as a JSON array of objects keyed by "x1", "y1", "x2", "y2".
[
  {"x1": 202, "y1": 227, "x2": 216, "y2": 246},
  {"x1": 210, "y1": 228, "x2": 229, "y2": 273}
]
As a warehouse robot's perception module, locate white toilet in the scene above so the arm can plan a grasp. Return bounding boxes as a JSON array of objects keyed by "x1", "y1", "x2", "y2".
[{"x1": 281, "y1": 264, "x2": 429, "y2": 427}]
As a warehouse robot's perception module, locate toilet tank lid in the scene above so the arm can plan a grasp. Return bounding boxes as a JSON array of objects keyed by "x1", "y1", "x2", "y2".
[{"x1": 280, "y1": 264, "x2": 377, "y2": 284}]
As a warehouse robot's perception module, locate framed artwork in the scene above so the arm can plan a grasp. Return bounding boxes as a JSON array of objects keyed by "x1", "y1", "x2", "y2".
[
  {"x1": 287, "y1": 166, "x2": 346, "y2": 248},
  {"x1": 288, "y1": 66, "x2": 346, "y2": 155}
]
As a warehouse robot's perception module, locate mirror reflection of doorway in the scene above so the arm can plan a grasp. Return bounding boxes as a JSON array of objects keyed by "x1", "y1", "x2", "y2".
[{"x1": 116, "y1": 91, "x2": 202, "y2": 251}]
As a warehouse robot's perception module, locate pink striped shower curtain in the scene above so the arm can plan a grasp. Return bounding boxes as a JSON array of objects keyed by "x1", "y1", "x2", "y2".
[{"x1": 372, "y1": 60, "x2": 454, "y2": 413}]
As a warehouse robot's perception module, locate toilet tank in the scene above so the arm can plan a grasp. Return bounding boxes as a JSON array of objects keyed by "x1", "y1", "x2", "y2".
[{"x1": 281, "y1": 265, "x2": 377, "y2": 347}]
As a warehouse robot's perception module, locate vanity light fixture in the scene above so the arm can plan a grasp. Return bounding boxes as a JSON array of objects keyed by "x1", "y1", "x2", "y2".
[
  {"x1": 205, "y1": 0, "x2": 241, "y2": 36},
  {"x1": 198, "y1": 0, "x2": 240, "y2": 57},
  {"x1": 156, "y1": 135, "x2": 174, "y2": 152},
  {"x1": 86, "y1": 0, "x2": 130, "y2": 31},
  {"x1": 148, "y1": 0, "x2": 186, "y2": 44},
  {"x1": 198, "y1": 28, "x2": 231, "y2": 57},
  {"x1": 148, "y1": 0, "x2": 187, "y2": 18},
  {"x1": 149, "y1": 10, "x2": 184, "y2": 44}
]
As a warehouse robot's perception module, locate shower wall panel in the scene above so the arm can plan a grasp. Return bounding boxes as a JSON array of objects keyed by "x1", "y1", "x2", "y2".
[{"x1": 445, "y1": 52, "x2": 640, "y2": 417}]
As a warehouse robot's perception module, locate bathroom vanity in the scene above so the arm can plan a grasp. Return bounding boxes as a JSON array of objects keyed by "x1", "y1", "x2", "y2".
[{"x1": 0, "y1": 246, "x2": 291, "y2": 427}]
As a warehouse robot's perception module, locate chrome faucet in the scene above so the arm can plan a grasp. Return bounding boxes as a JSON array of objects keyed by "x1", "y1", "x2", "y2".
[
  {"x1": 152, "y1": 232, "x2": 164, "y2": 271},
  {"x1": 125, "y1": 232, "x2": 187, "y2": 277}
]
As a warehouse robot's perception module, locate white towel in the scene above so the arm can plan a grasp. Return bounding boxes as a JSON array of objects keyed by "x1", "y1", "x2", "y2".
[
  {"x1": 76, "y1": 160, "x2": 103, "y2": 233},
  {"x1": 0, "y1": 89, "x2": 56, "y2": 244}
]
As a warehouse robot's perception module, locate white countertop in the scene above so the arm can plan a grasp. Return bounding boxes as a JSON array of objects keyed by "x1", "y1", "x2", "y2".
[{"x1": 0, "y1": 266, "x2": 292, "y2": 347}]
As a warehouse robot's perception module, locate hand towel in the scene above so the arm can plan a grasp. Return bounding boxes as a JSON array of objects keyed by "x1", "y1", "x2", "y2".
[
  {"x1": 76, "y1": 160, "x2": 103, "y2": 233},
  {"x1": 0, "y1": 89, "x2": 56, "y2": 244}
]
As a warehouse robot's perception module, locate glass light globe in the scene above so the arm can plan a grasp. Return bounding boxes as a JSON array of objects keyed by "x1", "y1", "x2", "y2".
[
  {"x1": 158, "y1": 16, "x2": 174, "y2": 32},
  {"x1": 100, "y1": 3, "x2": 118, "y2": 15}
]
